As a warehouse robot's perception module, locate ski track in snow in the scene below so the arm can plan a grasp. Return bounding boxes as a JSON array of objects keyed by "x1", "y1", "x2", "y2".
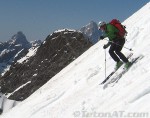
[
  {"x1": 30, "y1": 92, "x2": 65, "y2": 116},
  {"x1": 129, "y1": 87, "x2": 150, "y2": 103}
]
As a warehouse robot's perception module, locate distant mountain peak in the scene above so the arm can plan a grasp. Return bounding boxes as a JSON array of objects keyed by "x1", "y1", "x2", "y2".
[
  {"x1": 10, "y1": 31, "x2": 30, "y2": 48},
  {"x1": 80, "y1": 21, "x2": 102, "y2": 44},
  {"x1": 0, "y1": 31, "x2": 32, "y2": 75}
]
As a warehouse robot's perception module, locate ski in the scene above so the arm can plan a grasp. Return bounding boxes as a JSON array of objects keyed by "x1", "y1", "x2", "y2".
[
  {"x1": 103, "y1": 55, "x2": 144, "y2": 89},
  {"x1": 100, "y1": 53, "x2": 133, "y2": 85}
]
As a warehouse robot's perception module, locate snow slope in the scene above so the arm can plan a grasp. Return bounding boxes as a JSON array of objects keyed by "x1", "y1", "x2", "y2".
[
  {"x1": 1, "y1": 2, "x2": 150, "y2": 118},
  {"x1": 0, "y1": 93, "x2": 20, "y2": 114}
]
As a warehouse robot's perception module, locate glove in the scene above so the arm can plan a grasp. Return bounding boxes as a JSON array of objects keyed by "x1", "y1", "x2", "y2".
[
  {"x1": 100, "y1": 36, "x2": 104, "y2": 40},
  {"x1": 103, "y1": 43, "x2": 110, "y2": 49},
  {"x1": 103, "y1": 42, "x2": 111, "y2": 49},
  {"x1": 103, "y1": 44, "x2": 108, "y2": 49}
]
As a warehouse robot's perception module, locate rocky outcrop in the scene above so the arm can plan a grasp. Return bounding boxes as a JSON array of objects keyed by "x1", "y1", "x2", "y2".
[{"x1": 0, "y1": 29, "x2": 92, "y2": 101}]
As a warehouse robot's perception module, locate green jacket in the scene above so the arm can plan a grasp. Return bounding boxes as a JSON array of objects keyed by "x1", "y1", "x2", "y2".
[{"x1": 104, "y1": 24, "x2": 119, "y2": 41}]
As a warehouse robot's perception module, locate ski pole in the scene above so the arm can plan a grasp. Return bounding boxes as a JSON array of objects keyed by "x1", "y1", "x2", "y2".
[
  {"x1": 104, "y1": 39, "x2": 133, "y2": 51},
  {"x1": 104, "y1": 49, "x2": 106, "y2": 80}
]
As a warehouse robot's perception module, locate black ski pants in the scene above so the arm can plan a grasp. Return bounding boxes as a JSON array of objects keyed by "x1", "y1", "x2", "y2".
[{"x1": 109, "y1": 38, "x2": 129, "y2": 63}]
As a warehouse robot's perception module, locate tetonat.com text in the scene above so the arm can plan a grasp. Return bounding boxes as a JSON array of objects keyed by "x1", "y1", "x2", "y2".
[{"x1": 73, "y1": 110, "x2": 149, "y2": 118}]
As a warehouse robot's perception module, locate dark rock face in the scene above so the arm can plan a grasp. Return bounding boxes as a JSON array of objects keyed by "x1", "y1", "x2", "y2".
[{"x1": 0, "y1": 29, "x2": 92, "y2": 101}]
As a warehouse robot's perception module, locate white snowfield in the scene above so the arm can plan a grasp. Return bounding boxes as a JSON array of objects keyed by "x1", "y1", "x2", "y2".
[
  {"x1": 1, "y1": 2, "x2": 150, "y2": 118},
  {"x1": 0, "y1": 93, "x2": 19, "y2": 114}
]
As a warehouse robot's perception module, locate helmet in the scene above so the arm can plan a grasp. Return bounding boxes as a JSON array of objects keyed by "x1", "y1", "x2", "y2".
[{"x1": 98, "y1": 21, "x2": 106, "y2": 27}]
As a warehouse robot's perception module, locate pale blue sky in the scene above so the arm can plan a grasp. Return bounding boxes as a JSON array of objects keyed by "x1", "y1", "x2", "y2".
[{"x1": 0, "y1": 0, "x2": 149, "y2": 42}]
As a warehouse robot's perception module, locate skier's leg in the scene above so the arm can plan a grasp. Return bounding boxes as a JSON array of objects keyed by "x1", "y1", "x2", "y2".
[
  {"x1": 115, "y1": 39, "x2": 129, "y2": 63},
  {"x1": 109, "y1": 43, "x2": 120, "y2": 62},
  {"x1": 115, "y1": 50, "x2": 129, "y2": 63}
]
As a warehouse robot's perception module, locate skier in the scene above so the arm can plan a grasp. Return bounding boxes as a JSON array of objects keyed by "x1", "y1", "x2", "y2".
[{"x1": 98, "y1": 21, "x2": 131, "y2": 70}]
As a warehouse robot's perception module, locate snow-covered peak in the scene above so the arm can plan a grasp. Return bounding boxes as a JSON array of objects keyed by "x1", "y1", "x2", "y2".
[
  {"x1": 0, "y1": 31, "x2": 31, "y2": 75},
  {"x1": 30, "y1": 40, "x2": 42, "y2": 47},
  {"x1": 80, "y1": 21, "x2": 102, "y2": 44}
]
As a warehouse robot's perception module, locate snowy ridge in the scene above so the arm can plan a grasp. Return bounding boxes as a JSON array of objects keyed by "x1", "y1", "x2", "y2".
[
  {"x1": 54, "y1": 28, "x2": 76, "y2": 33},
  {"x1": 1, "y1": 2, "x2": 150, "y2": 118}
]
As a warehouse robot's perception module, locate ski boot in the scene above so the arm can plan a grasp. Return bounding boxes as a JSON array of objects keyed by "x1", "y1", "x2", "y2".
[
  {"x1": 115, "y1": 61, "x2": 123, "y2": 70},
  {"x1": 125, "y1": 62, "x2": 131, "y2": 69}
]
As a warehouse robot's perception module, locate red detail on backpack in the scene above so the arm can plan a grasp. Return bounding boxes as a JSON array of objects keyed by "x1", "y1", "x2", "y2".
[{"x1": 109, "y1": 19, "x2": 127, "y2": 38}]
